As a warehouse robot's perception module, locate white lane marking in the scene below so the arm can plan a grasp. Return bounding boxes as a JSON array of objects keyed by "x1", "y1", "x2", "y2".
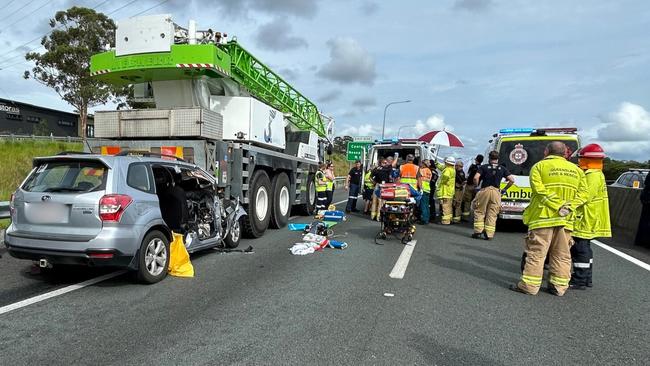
[
  {"x1": 0, "y1": 270, "x2": 126, "y2": 316},
  {"x1": 592, "y1": 240, "x2": 650, "y2": 272},
  {"x1": 389, "y1": 240, "x2": 417, "y2": 279}
]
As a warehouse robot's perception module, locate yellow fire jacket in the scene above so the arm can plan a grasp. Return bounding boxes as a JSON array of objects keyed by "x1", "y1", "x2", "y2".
[
  {"x1": 522, "y1": 155, "x2": 588, "y2": 230},
  {"x1": 436, "y1": 162, "x2": 456, "y2": 199},
  {"x1": 573, "y1": 169, "x2": 611, "y2": 239}
]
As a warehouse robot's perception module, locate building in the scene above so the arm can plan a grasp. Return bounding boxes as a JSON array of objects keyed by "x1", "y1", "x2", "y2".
[{"x1": 0, "y1": 98, "x2": 94, "y2": 137}]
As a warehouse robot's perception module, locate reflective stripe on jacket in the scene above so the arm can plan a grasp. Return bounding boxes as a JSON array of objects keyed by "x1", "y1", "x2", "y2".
[
  {"x1": 435, "y1": 162, "x2": 456, "y2": 199},
  {"x1": 522, "y1": 155, "x2": 588, "y2": 230},
  {"x1": 573, "y1": 169, "x2": 611, "y2": 239},
  {"x1": 400, "y1": 163, "x2": 419, "y2": 187}
]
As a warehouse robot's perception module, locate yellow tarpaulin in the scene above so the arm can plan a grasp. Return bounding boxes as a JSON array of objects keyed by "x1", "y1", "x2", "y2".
[{"x1": 168, "y1": 233, "x2": 194, "y2": 278}]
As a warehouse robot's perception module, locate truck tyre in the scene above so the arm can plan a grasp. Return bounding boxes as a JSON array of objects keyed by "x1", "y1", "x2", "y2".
[
  {"x1": 270, "y1": 172, "x2": 291, "y2": 229},
  {"x1": 243, "y1": 170, "x2": 271, "y2": 238},
  {"x1": 224, "y1": 216, "x2": 242, "y2": 248},
  {"x1": 137, "y1": 230, "x2": 169, "y2": 284},
  {"x1": 294, "y1": 173, "x2": 316, "y2": 216}
]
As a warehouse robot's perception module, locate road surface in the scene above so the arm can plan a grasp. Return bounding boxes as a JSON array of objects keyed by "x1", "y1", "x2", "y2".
[{"x1": 1, "y1": 191, "x2": 649, "y2": 365}]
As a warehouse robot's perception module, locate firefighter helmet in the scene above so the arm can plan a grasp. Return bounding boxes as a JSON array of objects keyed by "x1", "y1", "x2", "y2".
[
  {"x1": 578, "y1": 143, "x2": 606, "y2": 159},
  {"x1": 444, "y1": 156, "x2": 456, "y2": 165}
]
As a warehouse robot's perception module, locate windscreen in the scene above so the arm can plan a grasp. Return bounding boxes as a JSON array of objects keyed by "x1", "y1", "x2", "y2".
[
  {"x1": 22, "y1": 160, "x2": 107, "y2": 193},
  {"x1": 373, "y1": 148, "x2": 419, "y2": 166},
  {"x1": 498, "y1": 139, "x2": 578, "y2": 176}
]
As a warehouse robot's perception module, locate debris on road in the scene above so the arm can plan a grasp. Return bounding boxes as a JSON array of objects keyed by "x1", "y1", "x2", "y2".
[
  {"x1": 383, "y1": 293, "x2": 395, "y2": 297},
  {"x1": 168, "y1": 233, "x2": 194, "y2": 278}
]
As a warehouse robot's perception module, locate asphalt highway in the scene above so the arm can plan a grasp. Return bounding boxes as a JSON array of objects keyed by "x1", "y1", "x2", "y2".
[{"x1": 1, "y1": 190, "x2": 649, "y2": 365}]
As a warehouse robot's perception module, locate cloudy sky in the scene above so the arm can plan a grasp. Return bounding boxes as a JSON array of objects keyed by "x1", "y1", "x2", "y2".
[{"x1": 0, "y1": 0, "x2": 649, "y2": 161}]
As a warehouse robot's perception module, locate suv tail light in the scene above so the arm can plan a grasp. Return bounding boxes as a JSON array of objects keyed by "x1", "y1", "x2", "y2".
[
  {"x1": 9, "y1": 193, "x2": 15, "y2": 216},
  {"x1": 99, "y1": 194, "x2": 133, "y2": 222}
]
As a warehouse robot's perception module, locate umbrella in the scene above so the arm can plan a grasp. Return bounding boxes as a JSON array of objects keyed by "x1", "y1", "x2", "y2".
[
  {"x1": 418, "y1": 130, "x2": 464, "y2": 147},
  {"x1": 418, "y1": 130, "x2": 465, "y2": 165}
]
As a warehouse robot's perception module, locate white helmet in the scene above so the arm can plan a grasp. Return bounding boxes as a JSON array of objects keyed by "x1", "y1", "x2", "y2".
[{"x1": 444, "y1": 156, "x2": 456, "y2": 165}]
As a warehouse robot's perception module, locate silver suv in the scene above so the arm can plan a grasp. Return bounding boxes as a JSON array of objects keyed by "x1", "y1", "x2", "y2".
[{"x1": 4, "y1": 152, "x2": 245, "y2": 283}]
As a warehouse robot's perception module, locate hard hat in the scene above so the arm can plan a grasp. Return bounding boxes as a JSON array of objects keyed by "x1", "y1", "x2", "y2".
[
  {"x1": 578, "y1": 143, "x2": 606, "y2": 159},
  {"x1": 444, "y1": 156, "x2": 456, "y2": 165}
]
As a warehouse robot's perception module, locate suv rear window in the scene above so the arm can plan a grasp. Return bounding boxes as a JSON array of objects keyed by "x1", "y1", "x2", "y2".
[
  {"x1": 498, "y1": 139, "x2": 578, "y2": 176},
  {"x1": 22, "y1": 160, "x2": 107, "y2": 193}
]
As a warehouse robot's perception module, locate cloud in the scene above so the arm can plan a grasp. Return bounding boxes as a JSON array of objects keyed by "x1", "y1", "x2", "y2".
[
  {"x1": 201, "y1": 0, "x2": 319, "y2": 19},
  {"x1": 596, "y1": 102, "x2": 650, "y2": 142},
  {"x1": 317, "y1": 37, "x2": 377, "y2": 86},
  {"x1": 359, "y1": 2, "x2": 379, "y2": 15},
  {"x1": 452, "y1": 0, "x2": 493, "y2": 12},
  {"x1": 318, "y1": 90, "x2": 341, "y2": 103},
  {"x1": 351, "y1": 96, "x2": 376, "y2": 108},
  {"x1": 278, "y1": 67, "x2": 299, "y2": 80},
  {"x1": 431, "y1": 79, "x2": 467, "y2": 93},
  {"x1": 254, "y1": 18, "x2": 307, "y2": 51},
  {"x1": 414, "y1": 114, "x2": 454, "y2": 134}
]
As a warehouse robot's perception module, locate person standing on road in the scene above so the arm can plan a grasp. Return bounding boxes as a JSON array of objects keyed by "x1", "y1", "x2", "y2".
[
  {"x1": 362, "y1": 165, "x2": 375, "y2": 215},
  {"x1": 635, "y1": 172, "x2": 650, "y2": 248},
  {"x1": 325, "y1": 162, "x2": 335, "y2": 209},
  {"x1": 371, "y1": 158, "x2": 392, "y2": 221},
  {"x1": 418, "y1": 159, "x2": 433, "y2": 225},
  {"x1": 570, "y1": 144, "x2": 611, "y2": 290},
  {"x1": 429, "y1": 167, "x2": 439, "y2": 222},
  {"x1": 399, "y1": 154, "x2": 419, "y2": 190},
  {"x1": 315, "y1": 163, "x2": 329, "y2": 212},
  {"x1": 452, "y1": 160, "x2": 466, "y2": 224},
  {"x1": 472, "y1": 151, "x2": 514, "y2": 240},
  {"x1": 436, "y1": 156, "x2": 456, "y2": 225},
  {"x1": 463, "y1": 154, "x2": 484, "y2": 221},
  {"x1": 345, "y1": 160, "x2": 363, "y2": 213},
  {"x1": 511, "y1": 142, "x2": 588, "y2": 297}
]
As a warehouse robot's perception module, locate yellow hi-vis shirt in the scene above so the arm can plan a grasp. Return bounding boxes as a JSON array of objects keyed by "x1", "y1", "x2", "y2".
[
  {"x1": 522, "y1": 155, "x2": 588, "y2": 230},
  {"x1": 573, "y1": 169, "x2": 611, "y2": 239},
  {"x1": 315, "y1": 171, "x2": 328, "y2": 192},
  {"x1": 364, "y1": 171, "x2": 374, "y2": 189},
  {"x1": 435, "y1": 162, "x2": 456, "y2": 199}
]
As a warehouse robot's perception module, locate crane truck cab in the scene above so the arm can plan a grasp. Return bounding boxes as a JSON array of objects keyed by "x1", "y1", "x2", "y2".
[
  {"x1": 487, "y1": 127, "x2": 581, "y2": 220},
  {"x1": 366, "y1": 138, "x2": 433, "y2": 169}
]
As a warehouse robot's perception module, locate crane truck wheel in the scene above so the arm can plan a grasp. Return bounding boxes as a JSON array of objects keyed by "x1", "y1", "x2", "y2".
[
  {"x1": 294, "y1": 173, "x2": 316, "y2": 216},
  {"x1": 269, "y1": 172, "x2": 291, "y2": 229},
  {"x1": 243, "y1": 170, "x2": 272, "y2": 238}
]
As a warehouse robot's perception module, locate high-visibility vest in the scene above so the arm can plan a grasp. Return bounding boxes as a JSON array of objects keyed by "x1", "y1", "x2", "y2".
[
  {"x1": 573, "y1": 169, "x2": 611, "y2": 239},
  {"x1": 325, "y1": 172, "x2": 334, "y2": 191},
  {"x1": 400, "y1": 163, "x2": 419, "y2": 188},
  {"x1": 315, "y1": 171, "x2": 328, "y2": 192},
  {"x1": 435, "y1": 162, "x2": 456, "y2": 199},
  {"x1": 420, "y1": 167, "x2": 432, "y2": 193},
  {"x1": 364, "y1": 171, "x2": 374, "y2": 189},
  {"x1": 522, "y1": 156, "x2": 588, "y2": 230}
]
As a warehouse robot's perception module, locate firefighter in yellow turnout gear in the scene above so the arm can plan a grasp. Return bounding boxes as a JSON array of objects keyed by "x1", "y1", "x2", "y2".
[
  {"x1": 472, "y1": 151, "x2": 514, "y2": 240},
  {"x1": 569, "y1": 144, "x2": 611, "y2": 290},
  {"x1": 436, "y1": 157, "x2": 456, "y2": 225},
  {"x1": 511, "y1": 142, "x2": 588, "y2": 296}
]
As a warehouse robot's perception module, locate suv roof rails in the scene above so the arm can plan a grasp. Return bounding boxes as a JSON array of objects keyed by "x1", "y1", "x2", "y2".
[
  {"x1": 57, "y1": 151, "x2": 92, "y2": 155},
  {"x1": 628, "y1": 168, "x2": 650, "y2": 172},
  {"x1": 115, "y1": 150, "x2": 186, "y2": 162}
]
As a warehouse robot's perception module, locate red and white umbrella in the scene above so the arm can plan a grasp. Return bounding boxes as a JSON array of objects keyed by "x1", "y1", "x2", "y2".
[{"x1": 418, "y1": 130, "x2": 464, "y2": 147}]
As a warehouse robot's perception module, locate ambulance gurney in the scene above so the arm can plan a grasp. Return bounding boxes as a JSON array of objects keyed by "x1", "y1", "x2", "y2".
[{"x1": 375, "y1": 183, "x2": 420, "y2": 244}]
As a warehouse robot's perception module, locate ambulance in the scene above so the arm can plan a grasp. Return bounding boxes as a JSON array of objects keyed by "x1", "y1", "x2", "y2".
[{"x1": 486, "y1": 128, "x2": 581, "y2": 220}]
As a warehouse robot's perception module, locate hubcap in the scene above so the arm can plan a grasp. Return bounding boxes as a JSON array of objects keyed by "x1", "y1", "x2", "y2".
[
  {"x1": 279, "y1": 186, "x2": 290, "y2": 216},
  {"x1": 144, "y1": 238, "x2": 167, "y2": 277},
  {"x1": 256, "y1": 186, "x2": 269, "y2": 222}
]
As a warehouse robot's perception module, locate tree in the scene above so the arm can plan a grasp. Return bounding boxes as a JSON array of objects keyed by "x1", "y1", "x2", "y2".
[
  {"x1": 33, "y1": 119, "x2": 50, "y2": 136},
  {"x1": 24, "y1": 7, "x2": 122, "y2": 139}
]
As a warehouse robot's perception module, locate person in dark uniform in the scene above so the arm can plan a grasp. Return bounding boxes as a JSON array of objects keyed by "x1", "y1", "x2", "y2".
[
  {"x1": 635, "y1": 172, "x2": 650, "y2": 248},
  {"x1": 345, "y1": 160, "x2": 363, "y2": 213},
  {"x1": 429, "y1": 167, "x2": 439, "y2": 222},
  {"x1": 472, "y1": 151, "x2": 515, "y2": 240}
]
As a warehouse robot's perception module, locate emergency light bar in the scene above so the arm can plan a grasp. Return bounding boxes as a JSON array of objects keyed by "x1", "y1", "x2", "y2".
[
  {"x1": 375, "y1": 138, "x2": 399, "y2": 144},
  {"x1": 498, "y1": 128, "x2": 535, "y2": 134}
]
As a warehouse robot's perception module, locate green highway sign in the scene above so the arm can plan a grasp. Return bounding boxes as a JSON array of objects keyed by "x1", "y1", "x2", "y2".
[{"x1": 346, "y1": 141, "x2": 373, "y2": 161}]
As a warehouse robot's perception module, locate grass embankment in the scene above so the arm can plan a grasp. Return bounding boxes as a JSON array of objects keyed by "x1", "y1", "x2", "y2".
[{"x1": 0, "y1": 140, "x2": 82, "y2": 229}]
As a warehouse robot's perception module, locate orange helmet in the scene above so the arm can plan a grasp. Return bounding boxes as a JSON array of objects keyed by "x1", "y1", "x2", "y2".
[{"x1": 578, "y1": 143, "x2": 606, "y2": 159}]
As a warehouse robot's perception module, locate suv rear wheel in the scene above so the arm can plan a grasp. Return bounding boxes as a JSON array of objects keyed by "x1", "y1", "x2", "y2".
[{"x1": 137, "y1": 230, "x2": 169, "y2": 284}]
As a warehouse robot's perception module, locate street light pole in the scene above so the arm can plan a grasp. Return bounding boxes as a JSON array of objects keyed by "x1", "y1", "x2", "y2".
[
  {"x1": 381, "y1": 100, "x2": 411, "y2": 139},
  {"x1": 397, "y1": 125, "x2": 416, "y2": 138}
]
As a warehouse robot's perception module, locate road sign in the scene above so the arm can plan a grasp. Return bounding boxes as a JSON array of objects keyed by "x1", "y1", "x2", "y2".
[
  {"x1": 346, "y1": 141, "x2": 373, "y2": 161},
  {"x1": 352, "y1": 136, "x2": 372, "y2": 142}
]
